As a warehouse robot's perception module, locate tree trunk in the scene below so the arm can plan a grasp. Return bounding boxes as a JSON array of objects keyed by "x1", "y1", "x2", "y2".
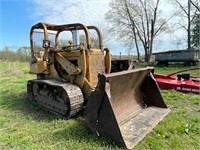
[
  {"x1": 123, "y1": 0, "x2": 141, "y2": 62},
  {"x1": 144, "y1": 53, "x2": 151, "y2": 62},
  {"x1": 134, "y1": 34, "x2": 141, "y2": 62},
  {"x1": 136, "y1": 47, "x2": 141, "y2": 62},
  {"x1": 188, "y1": 0, "x2": 191, "y2": 50}
]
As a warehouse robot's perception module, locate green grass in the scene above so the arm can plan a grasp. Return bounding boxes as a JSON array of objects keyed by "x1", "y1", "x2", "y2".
[
  {"x1": 0, "y1": 62, "x2": 199, "y2": 149},
  {"x1": 154, "y1": 65, "x2": 200, "y2": 77},
  {"x1": 135, "y1": 90, "x2": 200, "y2": 149},
  {"x1": 0, "y1": 62, "x2": 29, "y2": 77}
]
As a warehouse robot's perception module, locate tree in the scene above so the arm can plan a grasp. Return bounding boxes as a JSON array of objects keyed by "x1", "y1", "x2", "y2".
[
  {"x1": 79, "y1": 24, "x2": 111, "y2": 49},
  {"x1": 0, "y1": 46, "x2": 31, "y2": 62},
  {"x1": 79, "y1": 34, "x2": 99, "y2": 48},
  {"x1": 17, "y1": 46, "x2": 31, "y2": 62},
  {"x1": 106, "y1": 0, "x2": 172, "y2": 62},
  {"x1": 191, "y1": 13, "x2": 200, "y2": 48},
  {"x1": 175, "y1": 0, "x2": 199, "y2": 50},
  {"x1": 0, "y1": 47, "x2": 18, "y2": 61},
  {"x1": 91, "y1": 23, "x2": 111, "y2": 48}
]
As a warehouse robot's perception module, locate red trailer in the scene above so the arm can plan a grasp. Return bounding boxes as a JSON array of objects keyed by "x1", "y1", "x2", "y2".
[{"x1": 154, "y1": 68, "x2": 200, "y2": 95}]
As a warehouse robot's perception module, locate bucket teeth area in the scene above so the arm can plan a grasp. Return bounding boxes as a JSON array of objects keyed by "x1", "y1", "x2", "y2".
[{"x1": 120, "y1": 107, "x2": 170, "y2": 149}]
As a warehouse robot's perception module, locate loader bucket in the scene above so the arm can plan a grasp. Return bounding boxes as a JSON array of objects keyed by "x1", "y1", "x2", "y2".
[{"x1": 85, "y1": 67, "x2": 170, "y2": 149}]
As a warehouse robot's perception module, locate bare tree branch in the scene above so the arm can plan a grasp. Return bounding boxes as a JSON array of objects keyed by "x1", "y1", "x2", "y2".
[
  {"x1": 175, "y1": 0, "x2": 188, "y2": 15},
  {"x1": 106, "y1": 0, "x2": 172, "y2": 62},
  {"x1": 149, "y1": 0, "x2": 160, "y2": 58},
  {"x1": 154, "y1": 13, "x2": 176, "y2": 37},
  {"x1": 175, "y1": 0, "x2": 194, "y2": 49},
  {"x1": 123, "y1": 0, "x2": 141, "y2": 61},
  {"x1": 190, "y1": 0, "x2": 200, "y2": 12}
]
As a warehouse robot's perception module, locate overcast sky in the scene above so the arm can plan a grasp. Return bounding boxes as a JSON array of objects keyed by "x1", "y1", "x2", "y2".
[{"x1": 0, "y1": 0, "x2": 190, "y2": 55}]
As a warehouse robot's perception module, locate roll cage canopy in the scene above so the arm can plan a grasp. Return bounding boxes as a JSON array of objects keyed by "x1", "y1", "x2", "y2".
[{"x1": 30, "y1": 22, "x2": 103, "y2": 56}]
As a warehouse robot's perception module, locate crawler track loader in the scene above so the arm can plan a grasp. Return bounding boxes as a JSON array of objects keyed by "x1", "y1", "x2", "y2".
[{"x1": 27, "y1": 22, "x2": 170, "y2": 149}]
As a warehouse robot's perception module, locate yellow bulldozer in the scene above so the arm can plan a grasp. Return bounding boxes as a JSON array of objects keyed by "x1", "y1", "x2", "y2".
[{"x1": 27, "y1": 22, "x2": 170, "y2": 149}]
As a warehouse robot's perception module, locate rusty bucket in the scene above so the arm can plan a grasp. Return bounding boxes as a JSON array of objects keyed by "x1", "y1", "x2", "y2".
[{"x1": 85, "y1": 67, "x2": 170, "y2": 149}]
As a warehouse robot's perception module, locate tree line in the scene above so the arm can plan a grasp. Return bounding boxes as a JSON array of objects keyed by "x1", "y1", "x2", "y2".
[{"x1": 0, "y1": 46, "x2": 31, "y2": 62}]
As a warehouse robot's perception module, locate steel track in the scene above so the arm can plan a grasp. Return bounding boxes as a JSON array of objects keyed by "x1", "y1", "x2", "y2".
[{"x1": 27, "y1": 79, "x2": 84, "y2": 118}]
